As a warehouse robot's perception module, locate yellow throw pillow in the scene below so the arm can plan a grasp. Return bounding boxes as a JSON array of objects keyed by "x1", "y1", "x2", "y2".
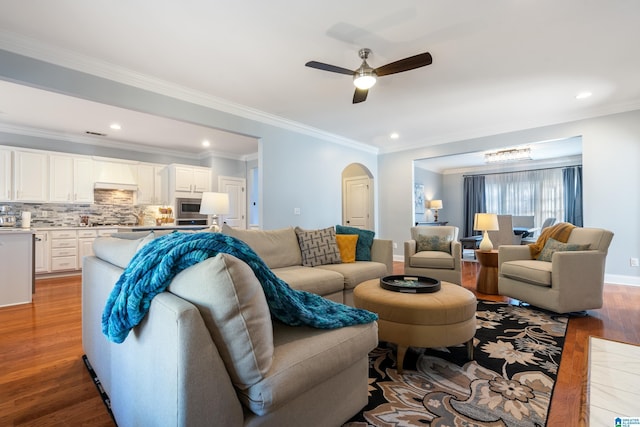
[{"x1": 335, "y1": 234, "x2": 359, "y2": 263}]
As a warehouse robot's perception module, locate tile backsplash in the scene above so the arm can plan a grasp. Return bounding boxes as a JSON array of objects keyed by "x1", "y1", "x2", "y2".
[{"x1": 3, "y1": 190, "x2": 166, "y2": 227}]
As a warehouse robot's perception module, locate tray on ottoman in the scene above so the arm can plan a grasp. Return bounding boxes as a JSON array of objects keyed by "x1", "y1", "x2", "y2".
[{"x1": 380, "y1": 275, "x2": 441, "y2": 293}]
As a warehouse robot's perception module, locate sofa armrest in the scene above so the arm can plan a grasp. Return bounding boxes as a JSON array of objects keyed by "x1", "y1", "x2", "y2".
[
  {"x1": 498, "y1": 245, "x2": 532, "y2": 271},
  {"x1": 371, "y1": 239, "x2": 393, "y2": 275}
]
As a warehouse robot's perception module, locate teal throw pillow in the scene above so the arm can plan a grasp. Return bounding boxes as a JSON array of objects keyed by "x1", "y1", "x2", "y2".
[
  {"x1": 416, "y1": 234, "x2": 452, "y2": 253},
  {"x1": 335, "y1": 225, "x2": 375, "y2": 261},
  {"x1": 537, "y1": 237, "x2": 590, "y2": 261}
]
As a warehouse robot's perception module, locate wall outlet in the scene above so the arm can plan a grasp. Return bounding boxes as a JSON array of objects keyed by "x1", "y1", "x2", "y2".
[
  {"x1": 393, "y1": 242, "x2": 398, "y2": 249},
  {"x1": 631, "y1": 257, "x2": 639, "y2": 267},
  {"x1": 41, "y1": 210, "x2": 48, "y2": 218},
  {"x1": 293, "y1": 208, "x2": 301, "y2": 215}
]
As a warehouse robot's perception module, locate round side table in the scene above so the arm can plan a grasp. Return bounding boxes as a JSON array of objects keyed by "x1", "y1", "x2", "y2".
[{"x1": 475, "y1": 249, "x2": 499, "y2": 294}]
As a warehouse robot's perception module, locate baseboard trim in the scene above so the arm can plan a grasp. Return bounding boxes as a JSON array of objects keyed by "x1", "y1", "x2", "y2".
[{"x1": 605, "y1": 274, "x2": 640, "y2": 287}]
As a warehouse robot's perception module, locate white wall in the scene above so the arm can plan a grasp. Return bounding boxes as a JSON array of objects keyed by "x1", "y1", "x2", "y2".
[{"x1": 379, "y1": 109, "x2": 640, "y2": 285}]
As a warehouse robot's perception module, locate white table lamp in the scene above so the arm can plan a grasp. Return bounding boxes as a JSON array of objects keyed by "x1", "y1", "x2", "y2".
[
  {"x1": 474, "y1": 213, "x2": 499, "y2": 251},
  {"x1": 200, "y1": 192, "x2": 230, "y2": 232},
  {"x1": 429, "y1": 199, "x2": 443, "y2": 222}
]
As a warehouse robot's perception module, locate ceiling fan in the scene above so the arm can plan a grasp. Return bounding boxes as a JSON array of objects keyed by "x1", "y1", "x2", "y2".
[{"x1": 305, "y1": 48, "x2": 433, "y2": 104}]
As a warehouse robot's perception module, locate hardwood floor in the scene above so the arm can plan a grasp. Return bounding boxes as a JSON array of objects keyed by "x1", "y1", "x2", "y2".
[{"x1": 1, "y1": 263, "x2": 638, "y2": 426}]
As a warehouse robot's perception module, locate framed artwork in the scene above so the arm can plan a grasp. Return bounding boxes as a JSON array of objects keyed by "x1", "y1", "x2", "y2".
[{"x1": 414, "y1": 184, "x2": 425, "y2": 214}]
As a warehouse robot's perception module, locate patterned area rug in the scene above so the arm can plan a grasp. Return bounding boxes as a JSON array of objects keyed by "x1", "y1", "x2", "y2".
[{"x1": 345, "y1": 301, "x2": 568, "y2": 427}]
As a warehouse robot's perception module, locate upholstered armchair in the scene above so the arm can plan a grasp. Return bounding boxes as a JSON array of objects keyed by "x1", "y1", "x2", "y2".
[
  {"x1": 404, "y1": 226, "x2": 462, "y2": 285},
  {"x1": 498, "y1": 227, "x2": 614, "y2": 314}
]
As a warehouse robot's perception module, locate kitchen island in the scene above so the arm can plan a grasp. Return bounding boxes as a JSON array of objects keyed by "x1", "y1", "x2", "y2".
[{"x1": 0, "y1": 228, "x2": 34, "y2": 307}]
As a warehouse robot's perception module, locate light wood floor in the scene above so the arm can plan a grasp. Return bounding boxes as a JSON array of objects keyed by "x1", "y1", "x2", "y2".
[{"x1": 1, "y1": 262, "x2": 638, "y2": 426}]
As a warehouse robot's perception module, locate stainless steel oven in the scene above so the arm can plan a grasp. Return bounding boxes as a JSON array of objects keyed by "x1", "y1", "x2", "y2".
[{"x1": 175, "y1": 197, "x2": 209, "y2": 224}]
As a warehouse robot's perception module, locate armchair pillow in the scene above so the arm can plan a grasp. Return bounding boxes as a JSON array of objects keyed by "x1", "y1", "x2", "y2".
[
  {"x1": 295, "y1": 226, "x2": 342, "y2": 267},
  {"x1": 537, "y1": 237, "x2": 591, "y2": 261},
  {"x1": 336, "y1": 225, "x2": 375, "y2": 261},
  {"x1": 416, "y1": 234, "x2": 452, "y2": 253}
]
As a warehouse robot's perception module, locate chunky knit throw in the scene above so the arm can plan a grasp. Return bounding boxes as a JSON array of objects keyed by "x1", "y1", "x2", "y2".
[{"x1": 102, "y1": 232, "x2": 378, "y2": 343}]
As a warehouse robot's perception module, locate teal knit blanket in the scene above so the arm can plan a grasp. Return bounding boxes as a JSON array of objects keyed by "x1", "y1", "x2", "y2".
[{"x1": 102, "y1": 232, "x2": 377, "y2": 343}]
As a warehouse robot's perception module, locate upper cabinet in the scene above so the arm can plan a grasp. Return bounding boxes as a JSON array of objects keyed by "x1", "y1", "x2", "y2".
[
  {"x1": 14, "y1": 150, "x2": 48, "y2": 202},
  {"x1": 170, "y1": 165, "x2": 211, "y2": 194},
  {"x1": 49, "y1": 154, "x2": 94, "y2": 203},
  {"x1": 136, "y1": 164, "x2": 168, "y2": 205},
  {"x1": 0, "y1": 149, "x2": 11, "y2": 201}
]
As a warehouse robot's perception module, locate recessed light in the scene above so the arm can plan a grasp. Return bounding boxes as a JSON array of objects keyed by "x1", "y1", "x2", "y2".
[
  {"x1": 202, "y1": 140, "x2": 211, "y2": 147},
  {"x1": 390, "y1": 132, "x2": 399, "y2": 140},
  {"x1": 110, "y1": 123, "x2": 121, "y2": 130},
  {"x1": 575, "y1": 92, "x2": 592, "y2": 100}
]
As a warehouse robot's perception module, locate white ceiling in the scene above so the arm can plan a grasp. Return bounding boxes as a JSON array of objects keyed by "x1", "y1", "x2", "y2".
[{"x1": 1, "y1": 1, "x2": 639, "y2": 161}]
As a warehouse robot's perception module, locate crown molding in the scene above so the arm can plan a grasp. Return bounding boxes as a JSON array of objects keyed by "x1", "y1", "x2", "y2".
[
  {"x1": 0, "y1": 122, "x2": 203, "y2": 160},
  {"x1": 0, "y1": 30, "x2": 378, "y2": 155}
]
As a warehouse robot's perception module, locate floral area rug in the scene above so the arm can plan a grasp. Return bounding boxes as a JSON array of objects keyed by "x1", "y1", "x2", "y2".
[{"x1": 345, "y1": 301, "x2": 568, "y2": 427}]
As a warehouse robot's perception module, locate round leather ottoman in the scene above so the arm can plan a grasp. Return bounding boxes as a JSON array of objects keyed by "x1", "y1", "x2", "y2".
[{"x1": 354, "y1": 279, "x2": 477, "y2": 373}]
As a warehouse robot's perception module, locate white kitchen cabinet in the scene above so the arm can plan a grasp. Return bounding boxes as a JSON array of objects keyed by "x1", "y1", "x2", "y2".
[
  {"x1": 49, "y1": 155, "x2": 94, "y2": 203},
  {"x1": 136, "y1": 164, "x2": 168, "y2": 205},
  {"x1": 34, "y1": 231, "x2": 50, "y2": 273},
  {"x1": 77, "y1": 229, "x2": 97, "y2": 268},
  {"x1": 170, "y1": 165, "x2": 211, "y2": 194},
  {"x1": 0, "y1": 231, "x2": 33, "y2": 307},
  {"x1": 50, "y1": 229, "x2": 77, "y2": 272},
  {"x1": 14, "y1": 150, "x2": 48, "y2": 202},
  {"x1": 0, "y1": 149, "x2": 11, "y2": 201}
]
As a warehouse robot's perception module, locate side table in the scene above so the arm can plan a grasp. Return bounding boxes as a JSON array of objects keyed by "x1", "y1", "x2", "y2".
[{"x1": 475, "y1": 249, "x2": 499, "y2": 294}]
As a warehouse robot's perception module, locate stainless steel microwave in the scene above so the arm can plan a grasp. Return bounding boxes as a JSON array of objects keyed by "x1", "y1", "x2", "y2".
[{"x1": 176, "y1": 197, "x2": 208, "y2": 221}]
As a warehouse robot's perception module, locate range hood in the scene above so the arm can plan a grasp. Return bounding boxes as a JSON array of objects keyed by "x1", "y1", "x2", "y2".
[
  {"x1": 93, "y1": 159, "x2": 138, "y2": 192},
  {"x1": 94, "y1": 182, "x2": 138, "y2": 191}
]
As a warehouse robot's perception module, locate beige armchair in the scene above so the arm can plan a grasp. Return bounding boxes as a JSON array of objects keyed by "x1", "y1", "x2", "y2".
[
  {"x1": 404, "y1": 226, "x2": 462, "y2": 285},
  {"x1": 498, "y1": 227, "x2": 614, "y2": 314}
]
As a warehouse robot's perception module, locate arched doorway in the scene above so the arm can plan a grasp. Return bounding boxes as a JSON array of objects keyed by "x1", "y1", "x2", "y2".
[{"x1": 342, "y1": 163, "x2": 374, "y2": 230}]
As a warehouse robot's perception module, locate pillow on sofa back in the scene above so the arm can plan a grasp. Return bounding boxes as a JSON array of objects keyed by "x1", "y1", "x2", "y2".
[
  {"x1": 294, "y1": 226, "x2": 342, "y2": 267},
  {"x1": 221, "y1": 225, "x2": 302, "y2": 269},
  {"x1": 416, "y1": 234, "x2": 452, "y2": 253},
  {"x1": 336, "y1": 225, "x2": 375, "y2": 261},
  {"x1": 168, "y1": 253, "x2": 273, "y2": 390}
]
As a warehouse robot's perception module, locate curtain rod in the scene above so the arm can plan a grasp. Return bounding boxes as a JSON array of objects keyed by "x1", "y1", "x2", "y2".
[{"x1": 463, "y1": 163, "x2": 581, "y2": 178}]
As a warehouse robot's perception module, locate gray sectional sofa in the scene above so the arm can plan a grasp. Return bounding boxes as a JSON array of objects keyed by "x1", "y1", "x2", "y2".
[{"x1": 82, "y1": 229, "x2": 385, "y2": 426}]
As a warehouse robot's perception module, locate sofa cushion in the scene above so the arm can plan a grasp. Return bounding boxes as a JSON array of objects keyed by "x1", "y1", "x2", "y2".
[
  {"x1": 317, "y1": 261, "x2": 388, "y2": 290},
  {"x1": 167, "y1": 253, "x2": 274, "y2": 390},
  {"x1": 92, "y1": 232, "x2": 155, "y2": 268},
  {"x1": 537, "y1": 237, "x2": 590, "y2": 261},
  {"x1": 416, "y1": 234, "x2": 452, "y2": 253},
  {"x1": 240, "y1": 322, "x2": 377, "y2": 416},
  {"x1": 501, "y1": 259, "x2": 553, "y2": 287},
  {"x1": 273, "y1": 266, "x2": 345, "y2": 297},
  {"x1": 222, "y1": 225, "x2": 302, "y2": 269},
  {"x1": 336, "y1": 225, "x2": 375, "y2": 261},
  {"x1": 294, "y1": 226, "x2": 341, "y2": 267},
  {"x1": 335, "y1": 234, "x2": 358, "y2": 263},
  {"x1": 410, "y1": 250, "x2": 455, "y2": 269}
]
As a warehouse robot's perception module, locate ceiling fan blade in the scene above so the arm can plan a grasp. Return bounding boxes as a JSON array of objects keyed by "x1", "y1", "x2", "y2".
[
  {"x1": 353, "y1": 88, "x2": 368, "y2": 104},
  {"x1": 305, "y1": 61, "x2": 354, "y2": 76},
  {"x1": 374, "y1": 52, "x2": 433, "y2": 77}
]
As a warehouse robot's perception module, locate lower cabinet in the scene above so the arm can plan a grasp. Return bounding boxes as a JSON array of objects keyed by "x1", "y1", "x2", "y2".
[
  {"x1": 77, "y1": 229, "x2": 98, "y2": 269},
  {"x1": 34, "y1": 232, "x2": 50, "y2": 273},
  {"x1": 50, "y1": 230, "x2": 78, "y2": 272}
]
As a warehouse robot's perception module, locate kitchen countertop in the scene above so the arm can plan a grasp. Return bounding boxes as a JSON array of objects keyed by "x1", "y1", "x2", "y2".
[
  {"x1": 27, "y1": 225, "x2": 208, "y2": 232},
  {"x1": 0, "y1": 228, "x2": 35, "y2": 234}
]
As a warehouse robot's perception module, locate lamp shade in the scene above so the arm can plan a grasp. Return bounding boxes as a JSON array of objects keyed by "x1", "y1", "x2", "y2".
[
  {"x1": 474, "y1": 213, "x2": 499, "y2": 231},
  {"x1": 429, "y1": 199, "x2": 443, "y2": 210},
  {"x1": 199, "y1": 192, "x2": 230, "y2": 215}
]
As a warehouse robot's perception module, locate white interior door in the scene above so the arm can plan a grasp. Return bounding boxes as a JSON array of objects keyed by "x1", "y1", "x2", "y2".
[
  {"x1": 219, "y1": 176, "x2": 246, "y2": 229},
  {"x1": 343, "y1": 176, "x2": 371, "y2": 229}
]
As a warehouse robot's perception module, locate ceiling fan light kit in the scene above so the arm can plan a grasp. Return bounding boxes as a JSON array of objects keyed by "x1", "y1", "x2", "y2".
[{"x1": 305, "y1": 48, "x2": 432, "y2": 103}]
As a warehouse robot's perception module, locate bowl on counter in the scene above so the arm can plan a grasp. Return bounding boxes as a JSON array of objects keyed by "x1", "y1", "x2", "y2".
[{"x1": 0, "y1": 214, "x2": 17, "y2": 227}]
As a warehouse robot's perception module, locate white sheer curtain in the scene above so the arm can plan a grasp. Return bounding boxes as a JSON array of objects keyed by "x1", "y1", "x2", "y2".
[{"x1": 484, "y1": 168, "x2": 565, "y2": 229}]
